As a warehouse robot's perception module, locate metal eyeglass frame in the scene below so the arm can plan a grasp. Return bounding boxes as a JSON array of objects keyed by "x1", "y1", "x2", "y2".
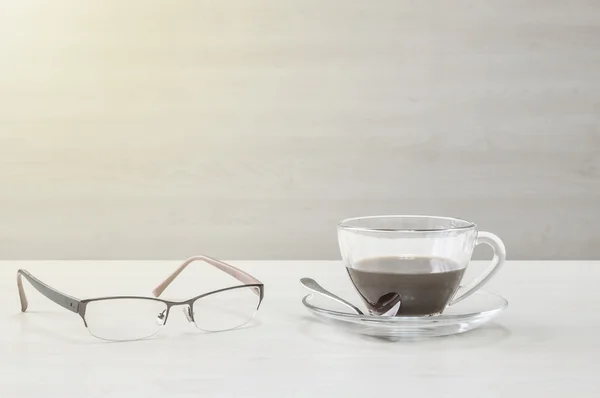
[{"x1": 16, "y1": 255, "x2": 265, "y2": 339}]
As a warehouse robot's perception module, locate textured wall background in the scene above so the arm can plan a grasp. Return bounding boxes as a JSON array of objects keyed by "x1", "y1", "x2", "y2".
[{"x1": 0, "y1": 1, "x2": 599, "y2": 260}]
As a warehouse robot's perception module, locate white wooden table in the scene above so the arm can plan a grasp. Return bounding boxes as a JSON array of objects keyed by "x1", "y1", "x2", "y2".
[{"x1": 0, "y1": 260, "x2": 598, "y2": 397}]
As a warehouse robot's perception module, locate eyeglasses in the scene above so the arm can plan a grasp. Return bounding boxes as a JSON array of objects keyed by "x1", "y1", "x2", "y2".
[{"x1": 16, "y1": 255, "x2": 264, "y2": 341}]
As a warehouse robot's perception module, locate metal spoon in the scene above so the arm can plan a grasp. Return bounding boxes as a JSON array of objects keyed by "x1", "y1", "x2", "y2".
[
  {"x1": 300, "y1": 277, "x2": 401, "y2": 316},
  {"x1": 300, "y1": 277, "x2": 364, "y2": 314}
]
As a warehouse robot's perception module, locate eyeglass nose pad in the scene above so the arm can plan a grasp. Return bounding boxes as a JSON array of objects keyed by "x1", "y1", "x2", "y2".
[
  {"x1": 156, "y1": 309, "x2": 168, "y2": 326},
  {"x1": 182, "y1": 306, "x2": 194, "y2": 323}
]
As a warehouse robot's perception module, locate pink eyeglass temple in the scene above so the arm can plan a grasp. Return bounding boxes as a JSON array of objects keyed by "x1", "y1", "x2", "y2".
[{"x1": 152, "y1": 255, "x2": 262, "y2": 297}]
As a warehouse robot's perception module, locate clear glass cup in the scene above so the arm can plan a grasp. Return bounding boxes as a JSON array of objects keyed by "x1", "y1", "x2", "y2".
[{"x1": 337, "y1": 215, "x2": 506, "y2": 316}]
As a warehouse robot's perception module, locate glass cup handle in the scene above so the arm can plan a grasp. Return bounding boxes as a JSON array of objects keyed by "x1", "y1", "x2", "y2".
[{"x1": 449, "y1": 231, "x2": 506, "y2": 306}]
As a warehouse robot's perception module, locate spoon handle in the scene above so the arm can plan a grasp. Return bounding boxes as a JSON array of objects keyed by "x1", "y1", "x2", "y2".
[{"x1": 300, "y1": 278, "x2": 364, "y2": 315}]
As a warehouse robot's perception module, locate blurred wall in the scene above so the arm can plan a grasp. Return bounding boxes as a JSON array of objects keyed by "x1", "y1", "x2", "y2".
[{"x1": 0, "y1": 1, "x2": 598, "y2": 260}]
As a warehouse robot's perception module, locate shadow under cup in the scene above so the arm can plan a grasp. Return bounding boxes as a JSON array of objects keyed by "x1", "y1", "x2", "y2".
[{"x1": 337, "y1": 215, "x2": 506, "y2": 317}]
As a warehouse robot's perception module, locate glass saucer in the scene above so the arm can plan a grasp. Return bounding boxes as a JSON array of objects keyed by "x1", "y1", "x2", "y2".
[{"x1": 302, "y1": 290, "x2": 507, "y2": 338}]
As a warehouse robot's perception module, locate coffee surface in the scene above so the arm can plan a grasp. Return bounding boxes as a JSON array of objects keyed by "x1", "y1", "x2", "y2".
[{"x1": 347, "y1": 256, "x2": 465, "y2": 316}]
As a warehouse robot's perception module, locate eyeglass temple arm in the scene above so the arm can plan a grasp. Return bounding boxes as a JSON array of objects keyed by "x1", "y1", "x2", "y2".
[
  {"x1": 152, "y1": 255, "x2": 262, "y2": 297},
  {"x1": 17, "y1": 269, "x2": 80, "y2": 313}
]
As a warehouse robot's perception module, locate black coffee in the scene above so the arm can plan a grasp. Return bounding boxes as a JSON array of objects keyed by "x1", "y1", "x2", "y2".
[{"x1": 347, "y1": 256, "x2": 465, "y2": 316}]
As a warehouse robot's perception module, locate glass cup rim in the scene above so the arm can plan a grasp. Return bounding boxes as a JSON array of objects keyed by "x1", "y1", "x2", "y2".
[{"x1": 337, "y1": 215, "x2": 477, "y2": 233}]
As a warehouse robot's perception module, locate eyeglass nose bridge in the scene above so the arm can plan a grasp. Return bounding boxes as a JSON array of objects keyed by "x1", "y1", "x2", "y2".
[
  {"x1": 157, "y1": 302, "x2": 195, "y2": 326},
  {"x1": 156, "y1": 309, "x2": 168, "y2": 326},
  {"x1": 182, "y1": 306, "x2": 194, "y2": 323}
]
